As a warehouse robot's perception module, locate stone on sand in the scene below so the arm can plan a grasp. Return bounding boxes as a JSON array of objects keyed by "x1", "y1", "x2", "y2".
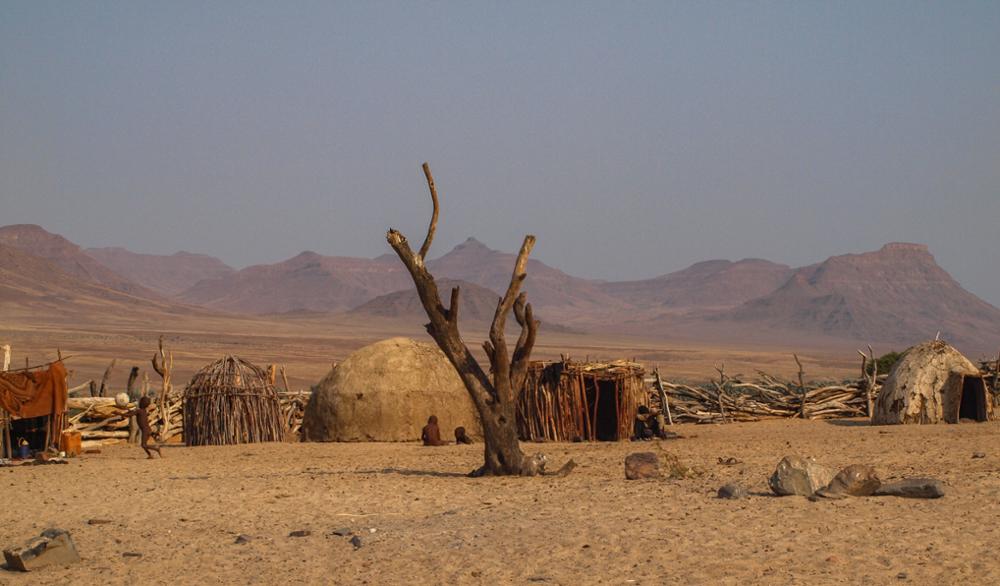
[
  {"x1": 624, "y1": 452, "x2": 660, "y2": 480},
  {"x1": 717, "y1": 483, "x2": 748, "y2": 499},
  {"x1": 875, "y1": 478, "x2": 945, "y2": 499},
  {"x1": 814, "y1": 465, "x2": 881, "y2": 499},
  {"x1": 768, "y1": 456, "x2": 834, "y2": 496},
  {"x1": 3, "y1": 528, "x2": 80, "y2": 572}
]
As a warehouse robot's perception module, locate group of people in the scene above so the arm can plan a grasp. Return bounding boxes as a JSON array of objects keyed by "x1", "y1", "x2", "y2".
[{"x1": 421, "y1": 415, "x2": 474, "y2": 446}]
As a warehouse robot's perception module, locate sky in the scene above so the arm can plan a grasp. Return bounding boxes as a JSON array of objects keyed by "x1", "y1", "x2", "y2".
[{"x1": 1, "y1": 2, "x2": 998, "y2": 305}]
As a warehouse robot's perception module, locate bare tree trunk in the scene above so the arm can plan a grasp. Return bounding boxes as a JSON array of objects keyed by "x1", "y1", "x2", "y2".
[
  {"x1": 1, "y1": 344, "x2": 10, "y2": 372},
  {"x1": 126, "y1": 367, "x2": 140, "y2": 444},
  {"x1": 98, "y1": 359, "x2": 116, "y2": 398},
  {"x1": 386, "y1": 163, "x2": 544, "y2": 476}
]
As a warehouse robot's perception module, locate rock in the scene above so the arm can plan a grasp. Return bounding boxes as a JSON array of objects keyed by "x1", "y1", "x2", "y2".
[
  {"x1": 331, "y1": 528, "x2": 353, "y2": 537},
  {"x1": 234, "y1": 534, "x2": 253, "y2": 545},
  {"x1": 717, "y1": 483, "x2": 748, "y2": 499},
  {"x1": 624, "y1": 452, "x2": 660, "y2": 480},
  {"x1": 86, "y1": 519, "x2": 112, "y2": 525},
  {"x1": 972, "y1": 452, "x2": 986, "y2": 459},
  {"x1": 288, "y1": 530, "x2": 311, "y2": 537},
  {"x1": 874, "y1": 478, "x2": 945, "y2": 499},
  {"x1": 3, "y1": 528, "x2": 81, "y2": 572},
  {"x1": 349, "y1": 535, "x2": 363, "y2": 549},
  {"x1": 814, "y1": 465, "x2": 881, "y2": 499},
  {"x1": 122, "y1": 552, "x2": 142, "y2": 558},
  {"x1": 897, "y1": 572, "x2": 908, "y2": 580},
  {"x1": 768, "y1": 456, "x2": 834, "y2": 496}
]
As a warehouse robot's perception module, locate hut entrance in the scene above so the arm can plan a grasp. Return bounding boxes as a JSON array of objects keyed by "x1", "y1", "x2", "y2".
[
  {"x1": 10, "y1": 415, "x2": 48, "y2": 452},
  {"x1": 958, "y1": 376, "x2": 988, "y2": 422},
  {"x1": 587, "y1": 379, "x2": 620, "y2": 441}
]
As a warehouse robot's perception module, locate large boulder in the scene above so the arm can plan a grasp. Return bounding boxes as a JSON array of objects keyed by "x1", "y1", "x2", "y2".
[
  {"x1": 302, "y1": 338, "x2": 481, "y2": 442},
  {"x1": 768, "y1": 456, "x2": 834, "y2": 496}
]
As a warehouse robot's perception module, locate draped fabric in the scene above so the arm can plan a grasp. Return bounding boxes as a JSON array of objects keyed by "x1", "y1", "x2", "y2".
[{"x1": 0, "y1": 361, "x2": 68, "y2": 441}]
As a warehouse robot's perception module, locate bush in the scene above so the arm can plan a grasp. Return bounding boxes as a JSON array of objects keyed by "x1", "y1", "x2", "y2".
[{"x1": 866, "y1": 351, "x2": 903, "y2": 376}]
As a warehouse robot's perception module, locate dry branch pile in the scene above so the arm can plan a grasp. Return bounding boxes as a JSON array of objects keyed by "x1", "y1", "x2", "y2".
[
  {"x1": 653, "y1": 372, "x2": 883, "y2": 424},
  {"x1": 66, "y1": 394, "x2": 182, "y2": 448}
]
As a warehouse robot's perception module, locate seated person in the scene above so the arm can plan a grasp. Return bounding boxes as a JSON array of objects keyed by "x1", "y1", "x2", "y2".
[
  {"x1": 421, "y1": 415, "x2": 448, "y2": 446},
  {"x1": 454, "y1": 426, "x2": 474, "y2": 445}
]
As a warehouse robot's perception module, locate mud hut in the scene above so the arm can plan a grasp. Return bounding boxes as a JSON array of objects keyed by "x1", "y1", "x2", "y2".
[
  {"x1": 517, "y1": 359, "x2": 647, "y2": 442},
  {"x1": 183, "y1": 356, "x2": 284, "y2": 446},
  {"x1": 302, "y1": 337, "x2": 481, "y2": 442},
  {"x1": 873, "y1": 340, "x2": 993, "y2": 424}
]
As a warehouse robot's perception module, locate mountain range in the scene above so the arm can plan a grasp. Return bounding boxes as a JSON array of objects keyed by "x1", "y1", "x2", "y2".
[{"x1": 2, "y1": 223, "x2": 999, "y2": 351}]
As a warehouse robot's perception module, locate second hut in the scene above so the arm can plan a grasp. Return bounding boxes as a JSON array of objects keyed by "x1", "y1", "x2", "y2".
[{"x1": 183, "y1": 356, "x2": 284, "y2": 445}]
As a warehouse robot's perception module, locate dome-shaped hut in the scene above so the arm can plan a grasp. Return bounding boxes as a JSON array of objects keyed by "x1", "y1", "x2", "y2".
[
  {"x1": 302, "y1": 337, "x2": 481, "y2": 442},
  {"x1": 183, "y1": 356, "x2": 284, "y2": 445},
  {"x1": 873, "y1": 340, "x2": 993, "y2": 424}
]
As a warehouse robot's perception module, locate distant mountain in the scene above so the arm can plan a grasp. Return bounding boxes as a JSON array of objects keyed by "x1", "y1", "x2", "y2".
[
  {"x1": 428, "y1": 238, "x2": 625, "y2": 319},
  {"x1": 600, "y1": 258, "x2": 793, "y2": 310},
  {"x1": 350, "y1": 279, "x2": 501, "y2": 322},
  {"x1": 0, "y1": 224, "x2": 152, "y2": 296},
  {"x1": 0, "y1": 242, "x2": 197, "y2": 320},
  {"x1": 179, "y1": 251, "x2": 412, "y2": 314},
  {"x1": 86, "y1": 247, "x2": 234, "y2": 296},
  {"x1": 724, "y1": 243, "x2": 1000, "y2": 349}
]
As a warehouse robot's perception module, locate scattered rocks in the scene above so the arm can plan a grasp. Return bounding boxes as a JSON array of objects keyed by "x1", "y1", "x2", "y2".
[
  {"x1": 972, "y1": 452, "x2": 986, "y2": 459},
  {"x1": 717, "y1": 483, "x2": 748, "y2": 499},
  {"x1": 624, "y1": 452, "x2": 660, "y2": 480},
  {"x1": 234, "y1": 534, "x2": 253, "y2": 545},
  {"x1": 814, "y1": 465, "x2": 881, "y2": 499},
  {"x1": 3, "y1": 529, "x2": 81, "y2": 572},
  {"x1": 768, "y1": 456, "x2": 834, "y2": 496},
  {"x1": 349, "y1": 535, "x2": 363, "y2": 549},
  {"x1": 288, "y1": 530, "x2": 311, "y2": 538},
  {"x1": 875, "y1": 478, "x2": 945, "y2": 499},
  {"x1": 330, "y1": 528, "x2": 353, "y2": 537}
]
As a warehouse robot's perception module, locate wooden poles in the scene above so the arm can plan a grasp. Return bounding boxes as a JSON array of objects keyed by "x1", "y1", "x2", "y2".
[
  {"x1": 2, "y1": 344, "x2": 9, "y2": 372},
  {"x1": 182, "y1": 356, "x2": 284, "y2": 446}
]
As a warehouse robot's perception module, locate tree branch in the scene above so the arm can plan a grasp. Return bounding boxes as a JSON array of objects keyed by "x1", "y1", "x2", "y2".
[{"x1": 418, "y1": 162, "x2": 439, "y2": 261}]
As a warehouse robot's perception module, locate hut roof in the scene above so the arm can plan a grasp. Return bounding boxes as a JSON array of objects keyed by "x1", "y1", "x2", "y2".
[
  {"x1": 302, "y1": 337, "x2": 481, "y2": 442},
  {"x1": 183, "y1": 355, "x2": 283, "y2": 445},
  {"x1": 873, "y1": 340, "x2": 991, "y2": 424}
]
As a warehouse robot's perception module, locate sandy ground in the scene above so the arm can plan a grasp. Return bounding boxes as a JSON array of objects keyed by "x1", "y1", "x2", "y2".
[{"x1": 2, "y1": 419, "x2": 999, "y2": 585}]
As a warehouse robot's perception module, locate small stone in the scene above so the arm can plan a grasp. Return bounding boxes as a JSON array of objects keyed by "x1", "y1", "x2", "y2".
[
  {"x1": 3, "y1": 528, "x2": 80, "y2": 571},
  {"x1": 826, "y1": 555, "x2": 840, "y2": 563},
  {"x1": 717, "y1": 483, "x2": 748, "y2": 499},
  {"x1": 349, "y1": 535, "x2": 363, "y2": 549},
  {"x1": 234, "y1": 534, "x2": 253, "y2": 544},
  {"x1": 122, "y1": 552, "x2": 142, "y2": 558},
  {"x1": 769, "y1": 456, "x2": 834, "y2": 496},
  {"x1": 972, "y1": 452, "x2": 986, "y2": 459},
  {"x1": 897, "y1": 572, "x2": 908, "y2": 580},
  {"x1": 875, "y1": 478, "x2": 945, "y2": 499},
  {"x1": 624, "y1": 452, "x2": 660, "y2": 480},
  {"x1": 289, "y1": 530, "x2": 311, "y2": 537},
  {"x1": 331, "y1": 528, "x2": 352, "y2": 537},
  {"x1": 87, "y1": 519, "x2": 112, "y2": 525},
  {"x1": 368, "y1": 528, "x2": 377, "y2": 534}
]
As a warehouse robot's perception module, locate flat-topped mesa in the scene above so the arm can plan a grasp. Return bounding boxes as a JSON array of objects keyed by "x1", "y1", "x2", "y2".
[{"x1": 879, "y1": 242, "x2": 930, "y2": 254}]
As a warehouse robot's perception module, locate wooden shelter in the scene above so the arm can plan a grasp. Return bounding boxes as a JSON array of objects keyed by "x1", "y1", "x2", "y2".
[
  {"x1": 183, "y1": 356, "x2": 284, "y2": 446},
  {"x1": 873, "y1": 340, "x2": 993, "y2": 424},
  {"x1": 1, "y1": 361, "x2": 68, "y2": 457},
  {"x1": 517, "y1": 359, "x2": 646, "y2": 442}
]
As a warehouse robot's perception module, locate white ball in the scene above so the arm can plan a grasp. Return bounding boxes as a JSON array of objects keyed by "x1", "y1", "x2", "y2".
[{"x1": 115, "y1": 393, "x2": 130, "y2": 408}]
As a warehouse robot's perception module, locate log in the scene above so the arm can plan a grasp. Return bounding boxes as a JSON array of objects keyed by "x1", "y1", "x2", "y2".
[{"x1": 2, "y1": 344, "x2": 9, "y2": 372}]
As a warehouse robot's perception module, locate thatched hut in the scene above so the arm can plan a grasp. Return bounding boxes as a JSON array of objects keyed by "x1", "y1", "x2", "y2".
[
  {"x1": 517, "y1": 359, "x2": 647, "y2": 442},
  {"x1": 873, "y1": 340, "x2": 993, "y2": 424},
  {"x1": 183, "y1": 356, "x2": 284, "y2": 445},
  {"x1": 302, "y1": 337, "x2": 481, "y2": 442}
]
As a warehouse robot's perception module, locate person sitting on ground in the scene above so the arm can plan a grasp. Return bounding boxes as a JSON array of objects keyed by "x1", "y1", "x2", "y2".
[
  {"x1": 632, "y1": 405, "x2": 655, "y2": 441},
  {"x1": 454, "y1": 426, "x2": 474, "y2": 445},
  {"x1": 119, "y1": 396, "x2": 163, "y2": 459},
  {"x1": 421, "y1": 415, "x2": 448, "y2": 446}
]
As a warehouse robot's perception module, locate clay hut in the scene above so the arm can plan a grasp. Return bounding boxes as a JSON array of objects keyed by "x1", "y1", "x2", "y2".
[
  {"x1": 302, "y1": 337, "x2": 481, "y2": 442},
  {"x1": 873, "y1": 340, "x2": 993, "y2": 424},
  {"x1": 517, "y1": 359, "x2": 647, "y2": 442},
  {"x1": 183, "y1": 356, "x2": 284, "y2": 446}
]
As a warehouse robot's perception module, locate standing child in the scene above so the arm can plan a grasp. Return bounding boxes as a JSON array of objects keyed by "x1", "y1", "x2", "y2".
[{"x1": 121, "y1": 396, "x2": 163, "y2": 459}]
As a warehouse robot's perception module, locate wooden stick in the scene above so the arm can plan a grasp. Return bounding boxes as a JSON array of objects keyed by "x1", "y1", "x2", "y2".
[
  {"x1": 2, "y1": 344, "x2": 10, "y2": 372},
  {"x1": 794, "y1": 354, "x2": 806, "y2": 419},
  {"x1": 654, "y1": 368, "x2": 673, "y2": 426}
]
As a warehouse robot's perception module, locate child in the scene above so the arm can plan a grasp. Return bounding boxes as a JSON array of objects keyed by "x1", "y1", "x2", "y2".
[{"x1": 121, "y1": 396, "x2": 163, "y2": 459}]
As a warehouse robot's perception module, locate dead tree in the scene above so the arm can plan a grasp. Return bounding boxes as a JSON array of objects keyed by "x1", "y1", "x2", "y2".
[
  {"x1": 387, "y1": 163, "x2": 543, "y2": 476},
  {"x1": 151, "y1": 335, "x2": 174, "y2": 440}
]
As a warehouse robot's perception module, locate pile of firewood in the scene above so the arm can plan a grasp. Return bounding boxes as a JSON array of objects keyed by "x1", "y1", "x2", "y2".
[{"x1": 651, "y1": 372, "x2": 884, "y2": 424}]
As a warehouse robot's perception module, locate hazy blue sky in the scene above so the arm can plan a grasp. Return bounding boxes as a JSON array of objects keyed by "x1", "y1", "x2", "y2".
[{"x1": 2, "y1": 2, "x2": 998, "y2": 304}]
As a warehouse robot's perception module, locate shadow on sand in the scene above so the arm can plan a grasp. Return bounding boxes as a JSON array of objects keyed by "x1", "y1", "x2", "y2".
[
  {"x1": 355, "y1": 467, "x2": 470, "y2": 478},
  {"x1": 823, "y1": 419, "x2": 873, "y2": 427}
]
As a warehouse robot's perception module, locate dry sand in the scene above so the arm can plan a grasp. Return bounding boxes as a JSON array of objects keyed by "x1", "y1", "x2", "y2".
[{"x1": 3, "y1": 419, "x2": 999, "y2": 585}]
